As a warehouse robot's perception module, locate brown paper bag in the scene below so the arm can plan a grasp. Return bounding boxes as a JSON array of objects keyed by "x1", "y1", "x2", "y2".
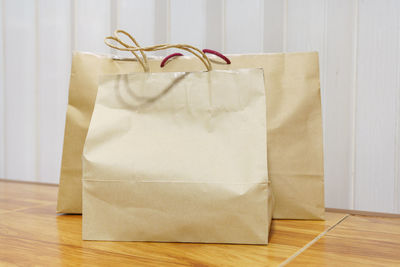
[
  {"x1": 58, "y1": 32, "x2": 324, "y2": 219},
  {"x1": 82, "y1": 43, "x2": 272, "y2": 243}
]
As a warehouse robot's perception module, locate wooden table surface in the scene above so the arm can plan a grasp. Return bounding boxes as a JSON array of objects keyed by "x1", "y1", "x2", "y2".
[{"x1": 0, "y1": 180, "x2": 399, "y2": 266}]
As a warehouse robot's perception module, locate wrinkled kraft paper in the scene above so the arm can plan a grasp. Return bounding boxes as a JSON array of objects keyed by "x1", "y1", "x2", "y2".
[
  {"x1": 82, "y1": 69, "x2": 272, "y2": 243},
  {"x1": 58, "y1": 52, "x2": 324, "y2": 219}
]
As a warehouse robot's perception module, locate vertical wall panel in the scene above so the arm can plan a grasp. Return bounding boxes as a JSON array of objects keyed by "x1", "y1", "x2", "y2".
[
  {"x1": 287, "y1": 0, "x2": 358, "y2": 210},
  {"x1": 224, "y1": 0, "x2": 264, "y2": 53},
  {"x1": 263, "y1": 0, "x2": 284, "y2": 52},
  {"x1": 397, "y1": 87, "x2": 400, "y2": 213},
  {"x1": 287, "y1": 0, "x2": 326, "y2": 93},
  {"x1": 3, "y1": 0, "x2": 37, "y2": 181},
  {"x1": 75, "y1": 0, "x2": 111, "y2": 54},
  {"x1": 286, "y1": 0, "x2": 326, "y2": 51},
  {"x1": 170, "y1": 0, "x2": 206, "y2": 54},
  {"x1": 205, "y1": 0, "x2": 224, "y2": 51},
  {"x1": 37, "y1": 0, "x2": 71, "y2": 183},
  {"x1": 286, "y1": 0, "x2": 330, "y2": 205},
  {"x1": 154, "y1": 0, "x2": 170, "y2": 56},
  {"x1": 397, "y1": 90, "x2": 400, "y2": 213},
  {"x1": 117, "y1": 0, "x2": 155, "y2": 57},
  {"x1": 323, "y1": 0, "x2": 356, "y2": 209},
  {"x1": 354, "y1": 0, "x2": 400, "y2": 213},
  {"x1": 0, "y1": 2, "x2": 5, "y2": 178}
]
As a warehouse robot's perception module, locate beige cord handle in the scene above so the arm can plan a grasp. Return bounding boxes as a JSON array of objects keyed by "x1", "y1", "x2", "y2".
[
  {"x1": 106, "y1": 30, "x2": 149, "y2": 72},
  {"x1": 105, "y1": 30, "x2": 212, "y2": 71}
]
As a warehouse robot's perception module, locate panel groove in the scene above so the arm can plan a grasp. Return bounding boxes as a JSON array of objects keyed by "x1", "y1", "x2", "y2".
[
  {"x1": 263, "y1": 0, "x2": 284, "y2": 52},
  {"x1": 71, "y1": 0, "x2": 76, "y2": 51},
  {"x1": 351, "y1": 0, "x2": 359, "y2": 210},
  {"x1": 0, "y1": 0, "x2": 5, "y2": 178},
  {"x1": 221, "y1": 0, "x2": 226, "y2": 52},
  {"x1": 282, "y1": 0, "x2": 287, "y2": 52},
  {"x1": 322, "y1": 0, "x2": 328, "y2": 141},
  {"x1": 259, "y1": 0, "x2": 264, "y2": 51},
  {"x1": 206, "y1": 0, "x2": 224, "y2": 51},
  {"x1": 394, "y1": 12, "x2": 400, "y2": 213},
  {"x1": 221, "y1": 0, "x2": 225, "y2": 52},
  {"x1": 166, "y1": 0, "x2": 171, "y2": 43},
  {"x1": 34, "y1": 0, "x2": 40, "y2": 181},
  {"x1": 154, "y1": 0, "x2": 170, "y2": 55},
  {"x1": 109, "y1": 0, "x2": 118, "y2": 54}
]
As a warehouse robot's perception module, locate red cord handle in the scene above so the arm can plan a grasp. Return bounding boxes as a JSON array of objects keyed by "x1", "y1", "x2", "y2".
[
  {"x1": 160, "y1": 52, "x2": 184, "y2": 67},
  {"x1": 202, "y1": 49, "x2": 231, "y2": 64},
  {"x1": 160, "y1": 49, "x2": 230, "y2": 68}
]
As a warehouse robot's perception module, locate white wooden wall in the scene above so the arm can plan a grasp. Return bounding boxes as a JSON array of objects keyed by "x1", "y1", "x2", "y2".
[{"x1": 0, "y1": 0, "x2": 399, "y2": 214}]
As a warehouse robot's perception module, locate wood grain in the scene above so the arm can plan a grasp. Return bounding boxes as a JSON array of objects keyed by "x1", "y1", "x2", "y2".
[
  {"x1": 2, "y1": 181, "x2": 400, "y2": 266},
  {"x1": 0, "y1": 180, "x2": 346, "y2": 266},
  {"x1": 289, "y1": 215, "x2": 400, "y2": 266}
]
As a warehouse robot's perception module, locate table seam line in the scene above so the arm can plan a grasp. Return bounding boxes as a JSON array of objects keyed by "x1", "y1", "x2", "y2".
[{"x1": 278, "y1": 214, "x2": 351, "y2": 266}]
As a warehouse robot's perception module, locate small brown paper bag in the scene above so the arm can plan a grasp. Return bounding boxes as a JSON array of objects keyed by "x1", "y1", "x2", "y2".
[{"x1": 82, "y1": 43, "x2": 272, "y2": 243}]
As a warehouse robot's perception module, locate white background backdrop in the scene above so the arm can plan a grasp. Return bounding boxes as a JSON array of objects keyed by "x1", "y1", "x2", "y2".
[{"x1": 0, "y1": 0, "x2": 399, "y2": 214}]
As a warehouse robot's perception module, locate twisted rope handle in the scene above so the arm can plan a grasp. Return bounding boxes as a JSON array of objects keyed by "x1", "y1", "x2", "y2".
[
  {"x1": 105, "y1": 30, "x2": 212, "y2": 71},
  {"x1": 106, "y1": 30, "x2": 149, "y2": 72}
]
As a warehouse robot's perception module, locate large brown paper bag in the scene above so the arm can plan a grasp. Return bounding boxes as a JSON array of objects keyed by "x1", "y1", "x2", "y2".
[
  {"x1": 58, "y1": 34, "x2": 324, "y2": 219},
  {"x1": 82, "y1": 45, "x2": 272, "y2": 243}
]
